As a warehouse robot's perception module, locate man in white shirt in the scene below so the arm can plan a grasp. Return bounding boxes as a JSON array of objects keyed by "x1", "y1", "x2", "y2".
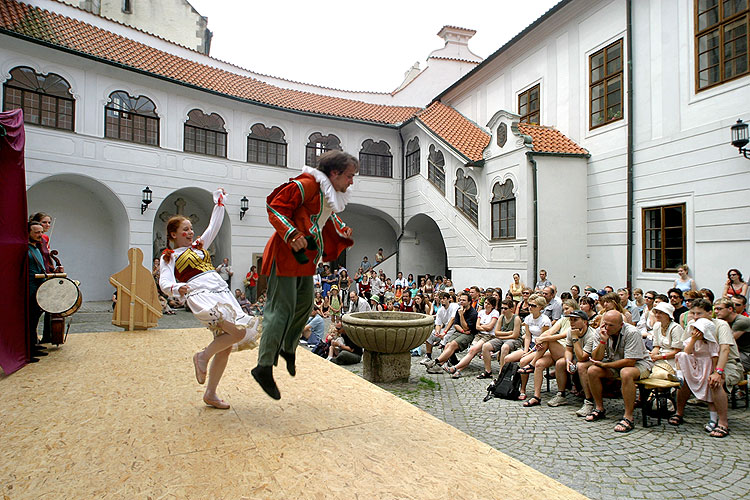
[
  {"x1": 347, "y1": 291, "x2": 371, "y2": 313},
  {"x1": 369, "y1": 269, "x2": 384, "y2": 297},
  {"x1": 420, "y1": 292, "x2": 460, "y2": 365},
  {"x1": 541, "y1": 286, "x2": 562, "y2": 325},
  {"x1": 394, "y1": 271, "x2": 408, "y2": 289}
]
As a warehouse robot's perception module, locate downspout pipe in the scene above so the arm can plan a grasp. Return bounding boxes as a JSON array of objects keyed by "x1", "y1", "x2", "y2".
[
  {"x1": 626, "y1": 0, "x2": 635, "y2": 290},
  {"x1": 396, "y1": 133, "x2": 405, "y2": 272},
  {"x1": 527, "y1": 152, "x2": 539, "y2": 287}
]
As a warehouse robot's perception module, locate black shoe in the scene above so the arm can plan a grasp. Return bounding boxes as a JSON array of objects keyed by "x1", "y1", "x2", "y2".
[
  {"x1": 251, "y1": 365, "x2": 281, "y2": 400},
  {"x1": 28, "y1": 357, "x2": 40, "y2": 363},
  {"x1": 35, "y1": 345, "x2": 48, "y2": 350},
  {"x1": 33, "y1": 350, "x2": 49, "y2": 357},
  {"x1": 279, "y1": 351, "x2": 296, "y2": 377}
]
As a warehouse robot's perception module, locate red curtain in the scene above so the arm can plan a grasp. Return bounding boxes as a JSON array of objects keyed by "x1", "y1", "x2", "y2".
[{"x1": 0, "y1": 109, "x2": 29, "y2": 375}]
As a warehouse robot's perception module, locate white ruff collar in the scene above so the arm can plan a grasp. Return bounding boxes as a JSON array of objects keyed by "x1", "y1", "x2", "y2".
[{"x1": 302, "y1": 166, "x2": 351, "y2": 213}]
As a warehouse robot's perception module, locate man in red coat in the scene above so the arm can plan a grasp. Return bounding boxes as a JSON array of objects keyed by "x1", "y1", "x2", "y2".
[{"x1": 252, "y1": 151, "x2": 357, "y2": 399}]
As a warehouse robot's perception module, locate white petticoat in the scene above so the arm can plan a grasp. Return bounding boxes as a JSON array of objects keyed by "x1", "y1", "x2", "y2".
[{"x1": 186, "y1": 271, "x2": 260, "y2": 350}]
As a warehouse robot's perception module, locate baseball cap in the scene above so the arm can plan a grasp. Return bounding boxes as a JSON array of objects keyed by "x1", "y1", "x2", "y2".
[{"x1": 565, "y1": 310, "x2": 589, "y2": 320}]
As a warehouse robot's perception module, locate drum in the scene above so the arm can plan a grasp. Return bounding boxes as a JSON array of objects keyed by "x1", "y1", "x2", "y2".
[{"x1": 36, "y1": 277, "x2": 82, "y2": 317}]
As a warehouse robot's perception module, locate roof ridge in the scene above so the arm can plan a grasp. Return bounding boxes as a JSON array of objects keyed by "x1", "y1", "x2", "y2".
[
  {"x1": 45, "y1": 0, "x2": 393, "y2": 95},
  {"x1": 0, "y1": 0, "x2": 421, "y2": 124}
]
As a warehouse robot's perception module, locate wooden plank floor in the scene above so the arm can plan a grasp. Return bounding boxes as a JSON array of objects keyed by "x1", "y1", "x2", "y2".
[{"x1": 0, "y1": 329, "x2": 588, "y2": 499}]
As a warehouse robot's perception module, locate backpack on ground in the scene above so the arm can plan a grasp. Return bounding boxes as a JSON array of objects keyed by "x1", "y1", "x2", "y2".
[{"x1": 483, "y1": 362, "x2": 521, "y2": 402}]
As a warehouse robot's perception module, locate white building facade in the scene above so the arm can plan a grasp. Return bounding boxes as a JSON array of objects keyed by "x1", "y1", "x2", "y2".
[{"x1": 2, "y1": 0, "x2": 748, "y2": 301}]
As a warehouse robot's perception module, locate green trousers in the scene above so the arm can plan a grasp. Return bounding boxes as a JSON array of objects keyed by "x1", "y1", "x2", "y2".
[{"x1": 257, "y1": 264, "x2": 314, "y2": 367}]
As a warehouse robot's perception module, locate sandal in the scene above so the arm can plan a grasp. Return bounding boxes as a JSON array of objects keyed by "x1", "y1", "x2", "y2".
[
  {"x1": 476, "y1": 371, "x2": 493, "y2": 379},
  {"x1": 518, "y1": 364, "x2": 535, "y2": 374},
  {"x1": 668, "y1": 414, "x2": 684, "y2": 426},
  {"x1": 518, "y1": 393, "x2": 527, "y2": 401},
  {"x1": 523, "y1": 396, "x2": 541, "y2": 407},
  {"x1": 704, "y1": 420, "x2": 717, "y2": 433},
  {"x1": 709, "y1": 425, "x2": 729, "y2": 438},
  {"x1": 443, "y1": 364, "x2": 456, "y2": 374},
  {"x1": 451, "y1": 369, "x2": 462, "y2": 379},
  {"x1": 585, "y1": 408, "x2": 607, "y2": 422},
  {"x1": 614, "y1": 417, "x2": 634, "y2": 433}
]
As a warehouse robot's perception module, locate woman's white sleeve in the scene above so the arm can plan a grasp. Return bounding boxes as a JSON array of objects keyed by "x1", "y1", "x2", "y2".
[
  {"x1": 195, "y1": 189, "x2": 226, "y2": 249},
  {"x1": 160, "y1": 255, "x2": 187, "y2": 298}
]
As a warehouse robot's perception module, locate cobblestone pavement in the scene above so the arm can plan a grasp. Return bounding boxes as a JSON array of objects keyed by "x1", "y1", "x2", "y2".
[
  {"x1": 71, "y1": 307, "x2": 750, "y2": 500},
  {"x1": 340, "y1": 354, "x2": 750, "y2": 500}
]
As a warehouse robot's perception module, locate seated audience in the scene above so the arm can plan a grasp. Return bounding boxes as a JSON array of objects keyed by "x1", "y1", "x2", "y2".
[
  {"x1": 425, "y1": 292, "x2": 478, "y2": 374},
  {"x1": 551, "y1": 310, "x2": 601, "y2": 415},
  {"x1": 714, "y1": 297, "x2": 750, "y2": 371},
  {"x1": 422, "y1": 292, "x2": 459, "y2": 364},
  {"x1": 723, "y1": 268, "x2": 748, "y2": 299},
  {"x1": 302, "y1": 305, "x2": 326, "y2": 346},
  {"x1": 585, "y1": 310, "x2": 653, "y2": 433},
  {"x1": 523, "y1": 299, "x2": 578, "y2": 407},
  {"x1": 649, "y1": 302, "x2": 685, "y2": 379},
  {"x1": 478, "y1": 299, "x2": 522, "y2": 379},
  {"x1": 668, "y1": 288, "x2": 688, "y2": 322},
  {"x1": 329, "y1": 321, "x2": 363, "y2": 365},
  {"x1": 671, "y1": 299, "x2": 743, "y2": 439},
  {"x1": 445, "y1": 297, "x2": 499, "y2": 378}
]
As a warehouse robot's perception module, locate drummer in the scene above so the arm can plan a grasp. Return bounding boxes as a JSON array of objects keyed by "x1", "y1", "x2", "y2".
[
  {"x1": 27, "y1": 221, "x2": 48, "y2": 362},
  {"x1": 30, "y1": 212, "x2": 63, "y2": 344}
]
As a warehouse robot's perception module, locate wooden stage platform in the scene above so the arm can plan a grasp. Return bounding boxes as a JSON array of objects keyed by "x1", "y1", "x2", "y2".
[{"x1": 1, "y1": 328, "x2": 587, "y2": 499}]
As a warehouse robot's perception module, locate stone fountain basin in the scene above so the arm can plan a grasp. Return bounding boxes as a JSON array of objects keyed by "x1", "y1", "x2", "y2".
[{"x1": 341, "y1": 311, "x2": 434, "y2": 353}]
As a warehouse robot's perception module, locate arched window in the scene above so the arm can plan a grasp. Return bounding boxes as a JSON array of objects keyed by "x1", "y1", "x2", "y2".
[
  {"x1": 491, "y1": 180, "x2": 516, "y2": 239},
  {"x1": 184, "y1": 109, "x2": 227, "y2": 157},
  {"x1": 2, "y1": 66, "x2": 74, "y2": 130},
  {"x1": 359, "y1": 139, "x2": 393, "y2": 177},
  {"x1": 247, "y1": 123, "x2": 287, "y2": 167},
  {"x1": 405, "y1": 137, "x2": 420, "y2": 178},
  {"x1": 455, "y1": 169, "x2": 478, "y2": 227},
  {"x1": 428, "y1": 145, "x2": 445, "y2": 193},
  {"x1": 105, "y1": 91, "x2": 159, "y2": 145},
  {"x1": 305, "y1": 132, "x2": 341, "y2": 167}
]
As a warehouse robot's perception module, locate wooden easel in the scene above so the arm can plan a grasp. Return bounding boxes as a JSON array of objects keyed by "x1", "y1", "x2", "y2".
[{"x1": 110, "y1": 248, "x2": 162, "y2": 330}]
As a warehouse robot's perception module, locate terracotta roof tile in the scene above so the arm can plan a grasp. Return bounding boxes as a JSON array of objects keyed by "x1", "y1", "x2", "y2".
[
  {"x1": 0, "y1": 0, "x2": 420, "y2": 125},
  {"x1": 416, "y1": 102, "x2": 490, "y2": 162},
  {"x1": 516, "y1": 123, "x2": 588, "y2": 155}
]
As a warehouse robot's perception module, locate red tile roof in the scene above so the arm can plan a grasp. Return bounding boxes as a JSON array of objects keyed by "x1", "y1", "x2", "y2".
[
  {"x1": 417, "y1": 102, "x2": 490, "y2": 162},
  {"x1": 516, "y1": 123, "x2": 588, "y2": 155},
  {"x1": 0, "y1": 0, "x2": 420, "y2": 125}
]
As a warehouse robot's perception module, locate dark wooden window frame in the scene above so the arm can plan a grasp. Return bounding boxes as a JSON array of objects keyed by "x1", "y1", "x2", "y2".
[
  {"x1": 427, "y1": 145, "x2": 445, "y2": 193},
  {"x1": 359, "y1": 140, "x2": 393, "y2": 178},
  {"x1": 491, "y1": 180, "x2": 516, "y2": 240},
  {"x1": 2, "y1": 66, "x2": 74, "y2": 131},
  {"x1": 305, "y1": 132, "x2": 341, "y2": 167},
  {"x1": 694, "y1": 0, "x2": 750, "y2": 91},
  {"x1": 247, "y1": 123, "x2": 287, "y2": 167},
  {"x1": 589, "y1": 39, "x2": 624, "y2": 129},
  {"x1": 405, "y1": 137, "x2": 420, "y2": 178},
  {"x1": 183, "y1": 109, "x2": 227, "y2": 158},
  {"x1": 455, "y1": 169, "x2": 479, "y2": 227},
  {"x1": 104, "y1": 91, "x2": 159, "y2": 146},
  {"x1": 642, "y1": 203, "x2": 687, "y2": 273},
  {"x1": 517, "y1": 83, "x2": 540, "y2": 124}
]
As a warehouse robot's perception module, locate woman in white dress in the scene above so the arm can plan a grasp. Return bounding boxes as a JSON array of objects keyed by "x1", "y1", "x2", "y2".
[{"x1": 160, "y1": 188, "x2": 259, "y2": 409}]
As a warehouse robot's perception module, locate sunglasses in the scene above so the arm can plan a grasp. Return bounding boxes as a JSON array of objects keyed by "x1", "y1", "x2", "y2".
[
  {"x1": 669, "y1": 295, "x2": 681, "y2": 299},
  {"x1": 645, "y1": 296, "x2": 655, "y2": 300},
  {"x1": 529, "y1": 304, "x2": 540, "y2": 308},
  {"x1": 501, "y1": 307, "x2": 509, "y2": 310}
]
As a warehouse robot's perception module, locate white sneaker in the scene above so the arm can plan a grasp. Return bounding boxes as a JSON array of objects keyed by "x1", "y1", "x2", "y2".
[
  {"x1": 576, "y1": 399, "x2": 595, "y2": 417},
  {"x1": 419, "y1": 355, "x2": 432, "y2": 366},
  {"x1": 547, "y1": 392, "x2": 568, "y2": 407},
  {"x1": 424, "y1": 358, "x2": 437, "y2": 369}
]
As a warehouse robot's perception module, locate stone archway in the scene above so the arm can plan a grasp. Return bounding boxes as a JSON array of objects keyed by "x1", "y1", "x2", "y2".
[
  {"x1": 27, "y1": 174, "x2": 129, "y2": 301},
  {"x1": 337, "y1": 203, "x2": 399, "y2": 275},
  {"x1": 402, "y1": 213, "x2": 448, "y2": 279},
  {"x1": 153, "y1": 188, "x2": 232, "y2": 282}
]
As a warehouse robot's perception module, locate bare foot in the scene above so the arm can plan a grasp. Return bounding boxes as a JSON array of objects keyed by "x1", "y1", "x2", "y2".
[{"x1": 193, "y1": 352, "x2": 207, "y2": 384}]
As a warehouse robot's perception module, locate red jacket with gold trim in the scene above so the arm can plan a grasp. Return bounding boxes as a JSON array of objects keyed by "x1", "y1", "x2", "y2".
[{"x1": 262, "y1": 173, "x2": 352, "y2": 277}]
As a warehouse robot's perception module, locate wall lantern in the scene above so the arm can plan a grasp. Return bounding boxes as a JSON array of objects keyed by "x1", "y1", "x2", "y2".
[
  {"x1": 240, "y1": 196, "x2": 249, "y2": 220},
  {"x1": 141, "y1": 186, "x2": 153, "y2": 214},
  {"x1": 731, "y1": 119, "x2": 749, "y2": 159}
]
